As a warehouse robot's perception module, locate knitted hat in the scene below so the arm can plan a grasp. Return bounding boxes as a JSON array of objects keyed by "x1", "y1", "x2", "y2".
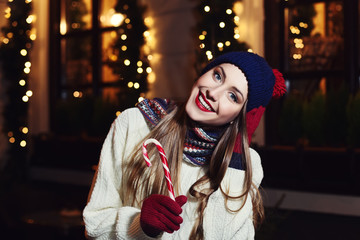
[{"x1": 201, "y1": 51, "x2": 286, "y2": 143}]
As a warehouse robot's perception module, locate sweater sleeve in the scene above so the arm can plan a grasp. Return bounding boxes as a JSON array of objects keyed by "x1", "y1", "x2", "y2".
[{"x1": 83, "y1": 109, "x2": 155, "y2": 240}]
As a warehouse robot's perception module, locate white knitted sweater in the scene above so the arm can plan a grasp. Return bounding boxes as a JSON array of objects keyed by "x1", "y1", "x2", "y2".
[{"x1": 83, "y1": 108, "x2": 264, "y2": 239}]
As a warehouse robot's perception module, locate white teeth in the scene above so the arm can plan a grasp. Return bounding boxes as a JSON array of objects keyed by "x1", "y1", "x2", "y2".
[{"x1": 198, "y1": 94, "x2": 213, "y2": 111}]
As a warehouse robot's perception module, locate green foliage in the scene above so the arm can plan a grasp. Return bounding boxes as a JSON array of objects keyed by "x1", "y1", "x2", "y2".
[
  {"x1": 194, "y1": 0, "x2": 250, "y2": 71},
  {"x1": 277, "y1": 88, "x2": 360, "y2": 148},
  {"x1": 324, "y1": 86, "x2": 349, "y2": 146},
  {"x1": 302, "y1": 91, "x2": 326, "y2": 146},
  {"x1": 278, "y1": 94, "x2": 303, "y2": 145},
  {"x1": 105, "y1": 0, "x2": 149, "y2": 95},
  {"x1": 347, "y1": 91, "x2": 360, "y2": 147},
  {"x1": 288, "y1": 4, "x2": 316, "y2": 38},
  {"x1": 54, "y1": 97, "x2": 118, "y2": 137},
  {"x1": 0, "y1": 1, "x2": 33, "y2": 174}
]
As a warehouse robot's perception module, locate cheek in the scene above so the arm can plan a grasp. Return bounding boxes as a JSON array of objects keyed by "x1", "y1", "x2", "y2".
[{"x1": 221, "y1": 103, "x2": 242, "y2": 120}]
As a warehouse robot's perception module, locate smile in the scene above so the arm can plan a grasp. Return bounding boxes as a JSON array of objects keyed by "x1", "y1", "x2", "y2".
[{"x1": 195, "y1": 91, "x2": 215, "y2": 112}]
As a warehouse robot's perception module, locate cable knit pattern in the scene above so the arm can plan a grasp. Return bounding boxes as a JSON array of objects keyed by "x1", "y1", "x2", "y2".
[{"x1": 83, "y1": 108, "x2": 263, "y2": 239}]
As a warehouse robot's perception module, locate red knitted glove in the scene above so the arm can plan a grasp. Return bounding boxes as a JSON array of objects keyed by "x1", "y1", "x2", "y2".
[{"x1": 140, "y1": 194, "x2": 187, "y2": 237}]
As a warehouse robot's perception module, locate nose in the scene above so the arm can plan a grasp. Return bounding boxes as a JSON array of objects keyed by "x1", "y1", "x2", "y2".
[{"x1": 206, "y1": 86, "x2": 222, "y2": 101}]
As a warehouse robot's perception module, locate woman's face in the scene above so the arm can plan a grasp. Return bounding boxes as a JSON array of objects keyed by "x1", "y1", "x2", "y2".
[{"x1": 186, "y1": 63, "x2": 248, "y2": 126}]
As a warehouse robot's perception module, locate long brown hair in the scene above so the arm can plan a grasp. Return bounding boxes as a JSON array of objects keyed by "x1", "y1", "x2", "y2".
[{"x1": 122, "y1": 102, "x2": 264, "y2": 239}]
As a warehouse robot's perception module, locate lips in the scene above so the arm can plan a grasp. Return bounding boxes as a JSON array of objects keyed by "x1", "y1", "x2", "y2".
[{"x1": 195, "y1": 91, "x2": 215, "y2": 112}]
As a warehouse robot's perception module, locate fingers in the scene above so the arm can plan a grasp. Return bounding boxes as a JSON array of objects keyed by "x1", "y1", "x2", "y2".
[
  {"x1": 140, "y1": 194, "x2": 187, "y2": 237},
  {"x1": 175, "y1": 195, "x2": 187, "y2": 207}
]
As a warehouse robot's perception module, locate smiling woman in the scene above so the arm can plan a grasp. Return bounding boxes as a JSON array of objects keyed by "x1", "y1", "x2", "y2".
[
  {"x1": 186, "y1": 63, "x2": 248, "y2": 126},
  {"x1": 83, "y1": 51, "x2": 286, "y2": 240}
]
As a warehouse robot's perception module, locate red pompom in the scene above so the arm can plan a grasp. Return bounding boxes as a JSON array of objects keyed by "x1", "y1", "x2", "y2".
[{"x1": 272, "y1": 69, "x2": 287, "y2": 98}]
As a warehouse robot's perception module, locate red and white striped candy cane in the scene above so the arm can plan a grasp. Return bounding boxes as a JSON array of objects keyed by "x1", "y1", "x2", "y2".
[{"x1": 142, "y1": 138, "x2": 175, "y2": 201}]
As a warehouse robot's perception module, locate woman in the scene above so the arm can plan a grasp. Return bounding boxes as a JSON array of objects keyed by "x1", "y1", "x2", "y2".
[{"x1": 83, "y1": 51, "x2": 286, "y2": 239}]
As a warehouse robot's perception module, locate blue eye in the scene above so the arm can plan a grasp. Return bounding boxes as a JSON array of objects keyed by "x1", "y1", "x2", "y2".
[
  {"x1": 214, "y1": 70, "x2": 222, "y2": 82},
  {"x1": 229, "y1": 92, "x2": 238, "y2": 103}
]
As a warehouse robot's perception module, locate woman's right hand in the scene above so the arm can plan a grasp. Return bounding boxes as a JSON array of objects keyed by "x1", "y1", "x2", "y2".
[{"x1": 140, "y1": 194, "x2": 187, "y2": 238}]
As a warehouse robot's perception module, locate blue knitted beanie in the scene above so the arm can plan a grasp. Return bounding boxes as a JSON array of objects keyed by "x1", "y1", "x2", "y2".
[{"x1": 201, "y1": 51, "x2": 276, "y2": 112}]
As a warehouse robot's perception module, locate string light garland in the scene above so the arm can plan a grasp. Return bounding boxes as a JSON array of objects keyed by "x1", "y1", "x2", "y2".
[
  {"x1": 194, "y1": 0, "x2": 251, "y2": 72},
  {"x1": 0, "y1": 0, "x2": 34, "y2": 158},
  {"x1": 106, "y1": 0, "x2": 150, "y2": 108}
]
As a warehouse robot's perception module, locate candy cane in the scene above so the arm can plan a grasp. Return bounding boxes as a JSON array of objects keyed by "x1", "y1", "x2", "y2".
[{"x1": 142, "y1": 138, "x2": 175, "y2": 201}]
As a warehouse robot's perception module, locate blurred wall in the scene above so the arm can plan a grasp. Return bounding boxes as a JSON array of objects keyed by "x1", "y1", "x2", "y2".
[
  {"x1": 29, "y1": 0, "x2": 50, "y2": 134},
  {"x1": 140, "y1": 0, "x2": 197, "y2": 101}
]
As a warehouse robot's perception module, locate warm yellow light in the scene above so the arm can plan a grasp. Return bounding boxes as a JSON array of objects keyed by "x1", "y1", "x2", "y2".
[
  {"x1": 128, "y1": 82, "x2": 134, "y2": 88},
  {"x1": 234, "y1": 33, "x2": 240, "y2": 39},
  {"x1": 116, "y1": 111, "x2": 121, "y2": 116},
  {"x1": 60, "y1": 21, "x2": 67, "y2": 35},
  {"x1": 30, "y1": 33, "x2": 36, "y2": 40},
  {"x1": 295, "y1": 43, "x2": 304, "y2": 49},
  {"x1": 7, "y1": 32, "x2": 13, "y2": 38},
  {"x1": 20, "y1": 49, "x2": 27, "y2": 56},
  {"x1": 22, "y1": 96, "x2": 29, "y2": 102},
  {"x1": 219, "y1": 22, "x2": 225, "y2": 28},
  {"x1": 148, "y1": 72, "x2": 156, "y2": 83},
  {"x1": 204, "y1": 6, "x2": 210, "y2": 12},
  {"x1": 143, "y1": 31, "x2": 150, "y2": 38},
  {"x1": 293, "y1": 53, "x2": 302, "y2": 59},
  {"x1": 234, "y1": 16, "x2": 240, "y2": 23},
  {"x1": 26, "y1": 90, "x2": 33, "y2": 97},
  {"x1": 20, "y1": 140, "x2": 27, "y2": 147},
  {"x1": 121, "y1": 34, "x2": 127, "y2": 40},
  {"x1": 226, "y1": 9, "x2": 232, "y2": 14},
  {"x1": 290, "y1": 26, "x2": 300, "y2": 34},
  {"x1": 9, "y1": 137, "x2": 15, "y2": 144},
  {"x1": 3, "y1": 38, "x2": 9, "y2": 44},
  {"x1": 24, "y1": 68, "x2": 30, "y2": 74},
  {"x1": 125, "y1": 18, "x2": 130, "y2": 24},
  {"x1": 124, "y1": 59, "x2": 130, "y2": 66},
  {"x1": 217, "y1": 42, "x2": 224, "y2": 48},
  {"x1": 200, "y1": 43, "x2": 205, "y2": 49},
  {"x1": 199, "y1": 35, "x2": 205, "y2": 40},
  {"x1": 26, "y1": 15, "x2": 35, "y2": 24},
  {"x1": 225, "y1": 41, "x2": 231, "y2": 46},
  {"x1": 146, "y1": 67, "x2": 152, "y2": 73},
  {"x1": 299, "y1": 22, "x2": 308, "y2": 28},
  {"x1": 121, "y1": 46, "x2": 127, "y2": 51},
  {"x1": 137, "y1": 68, "x2": 143, "y2": 74},
  {"x1": 22, "y1": 127, "x2": 29, "y2": 134},
  {"x1": 71, "y1": 23, "x2": 80, "y2": 29},
  {"x1": 4, "y1": 7, "x2": 11, "y2": 19},
  {"x1": 134, "y1": 82, "x2": 140, "y2": 89},
  {"x1": 25, "y1": 0, "x2": 32, "y2": 3},
  {"x1": 206, "y1": 51, "x2": 213, "y2": 60},
  {"x1": 8, "y1": 0, "x2": 14, "y2": 2},
  {"x1": 138, "y1": 97, "x2": 144, "y2": 102},
  {"x1": 25, "y1": 61, "x2": 31, "y2": 68},
  {"x1": 248, "y1": 49, "x2": 254, "y2": 53},
  {"x1": 73, "y1": 91, "x2": 82, "y2": 98},
  {"x1": 110, "y1": 13, "x2": 124, "y2": 27},
  {"x1": 137, "y1": 61, "x2": 143, "y2": 67},
  {"x1": 147, "y1": 55, "x2": 153, "y2": 61},
  {"x1": 19, "y1": 79, "x2": 26, "y2": 86},
  {"x1": 110, "y1": 54, "x2": 118, "y2": 61},
  {"x1": 144, "y1": 17, "x2": 154, "y2": 27}
]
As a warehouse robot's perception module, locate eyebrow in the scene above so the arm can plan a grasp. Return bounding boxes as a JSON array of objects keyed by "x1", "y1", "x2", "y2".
[
  {"x1": 219, "y1": 66, "x2": 227, "y2": 80},
  {"x1": 219, "y1": 66, "x2": 245, "y2": 101}
]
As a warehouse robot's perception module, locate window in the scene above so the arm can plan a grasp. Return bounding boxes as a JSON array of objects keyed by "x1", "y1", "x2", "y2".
[{"x1": 49, "y1": 0, "x2": 149, "y2": 136}]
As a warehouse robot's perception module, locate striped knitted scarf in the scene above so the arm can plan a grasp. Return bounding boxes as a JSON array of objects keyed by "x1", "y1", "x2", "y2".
[{"x1": 137, "y1": 98, "x2": 225, "y2": 166}]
